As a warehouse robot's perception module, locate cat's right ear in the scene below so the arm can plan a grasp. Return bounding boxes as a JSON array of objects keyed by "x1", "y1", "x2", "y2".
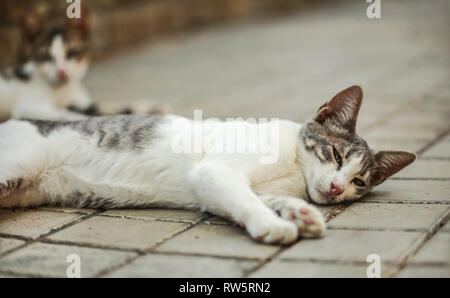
[{"x1": 314, "y1": 85, "x2": 363, "y2": 135}]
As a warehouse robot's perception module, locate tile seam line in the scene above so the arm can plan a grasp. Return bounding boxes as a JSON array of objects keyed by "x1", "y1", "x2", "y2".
[
  {"x1": 327, "y1": 226, "x2": 429, "y2": 232},
  {"x1": 383, "y1": 207, "x2": 450, "y2": 277},
  {"x1": 94, "y1": 215, "x2": 212, "y2": 277},
  {"x1": 95, "y1": 212, "x2": 208, "y2": 224},
  {"x1": 144, "y1": 250, "x2": 266, "y2": 261},
  {"x1": 416, "y1": 129, "x2": 450, "y2": 156},
  {"x1": 243, "y1": 203, "x2": 349, "y2": 277},
  {"x1": 358, "y1": 200, "x2": 450, "y2": 205},
  {"x1": 0, "y1": 213, "x2": 96, "y2": 259}
]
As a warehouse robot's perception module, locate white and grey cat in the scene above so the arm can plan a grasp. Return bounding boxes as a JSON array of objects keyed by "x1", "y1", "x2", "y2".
[
  {"x1": 0, "y1": 12, "x2": 93, "y2": 122},
  {"x1": 0, "y1": 86, "x2": 416, "y2": 244},
  {"x1": 0, "y1": 11, "x2": 167, "y2": 123}
]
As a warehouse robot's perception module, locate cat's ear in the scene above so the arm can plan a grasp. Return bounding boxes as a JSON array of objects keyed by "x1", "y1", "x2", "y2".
[
  {"x1": 371, "y1": 151, "x2": 416, "y2": 185},
  {"x1": 20, "y1": 13, "x2": 43, "y2": 44},
  {"x1": 67, "y1": 2, "x2": 90, "y2": 39},
  {"x1": 314, "y1": 85, "x2": 363, "y2": 134}
]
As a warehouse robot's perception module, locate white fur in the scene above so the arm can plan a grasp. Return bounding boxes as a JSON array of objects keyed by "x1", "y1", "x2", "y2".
[{"x1": 0, "y1": 116, "x2": 326, "y2": 244}]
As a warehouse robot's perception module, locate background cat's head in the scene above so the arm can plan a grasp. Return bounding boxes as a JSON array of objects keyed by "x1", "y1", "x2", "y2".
[
  {"x1": 300, "y1": 85, "x2": 416, "y2": 205},
  {"x1": 17, "y1": 7, "x2": 91, "y2": 87}
]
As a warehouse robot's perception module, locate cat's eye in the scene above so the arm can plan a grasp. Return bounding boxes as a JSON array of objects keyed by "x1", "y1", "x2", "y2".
[
  {"x1": 333, "y1": 147, "x2": 342, "y2": 167},
  {"x1": 67, "y1": 48, "x2": 81, "y2": 59},
  {"x1": 352, "y1": 178, "x2": 366, "y2": 187}
]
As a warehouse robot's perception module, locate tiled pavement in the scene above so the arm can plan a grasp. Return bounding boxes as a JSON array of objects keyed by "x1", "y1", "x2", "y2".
[{"x1": 0, "y1": 0, "x2": 449, "y2": 277}]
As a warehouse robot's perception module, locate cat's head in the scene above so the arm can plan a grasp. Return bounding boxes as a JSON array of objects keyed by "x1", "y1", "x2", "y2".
[
  {"x1": 300, "y1": 85, "x2": 416, "y2": 205},
  {"x1": 18, "y1": 7, "x2": 91, "y2": 87}
]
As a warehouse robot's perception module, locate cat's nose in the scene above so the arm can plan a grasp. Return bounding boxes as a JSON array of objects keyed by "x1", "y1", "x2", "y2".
[
  {"x1": 58, "y1": 69, "x2": 68, "y2": 82},
  {"x1": 329, "y1": 183, "x2": 344, "y2": 197}
]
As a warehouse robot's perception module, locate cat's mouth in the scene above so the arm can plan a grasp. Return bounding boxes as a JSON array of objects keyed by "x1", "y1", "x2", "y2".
[
  {"x1": 311, "y1": 188, "x2": 333, "y2": 205},
  {"x1": 312, "y1": 187, "x2": 343, "y2": 206},
  {"x1": 52, "y1": 77, "x2": 70, "y2": 88}
]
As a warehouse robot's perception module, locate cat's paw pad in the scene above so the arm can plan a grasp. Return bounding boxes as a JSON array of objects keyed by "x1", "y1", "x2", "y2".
[
  {"x1": 278, "y1": 200, "x2": 326, "y2": 238},
  {"x1": 247, "y1": 216, "x2": 297, "y2": 245}
]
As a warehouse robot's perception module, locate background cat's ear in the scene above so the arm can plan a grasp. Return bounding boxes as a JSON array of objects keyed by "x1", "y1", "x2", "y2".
[
  {"x1": 371, "y1": 151, "x2": 416, "y2": 185},
  {"x1": 20, "y1": 13, "x2": 43, "y2": 44},
  {"x1": 314, "y1": 85, "x2": 363, "y2": 134},
  {"x1": 67, "y1": 2, "x2": 91, "y2": 39}
]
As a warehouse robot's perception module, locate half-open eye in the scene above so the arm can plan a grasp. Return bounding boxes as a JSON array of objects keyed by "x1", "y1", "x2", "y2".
[
  {"x1": 352, "y1": 178, "x2": 365, "y2": 187},
  {"x1": 67, "y1": 48, "x2": 84, "y2": 59},
  {"x1": 333, "y1": 147, "x2": 342, "y2": 167}
]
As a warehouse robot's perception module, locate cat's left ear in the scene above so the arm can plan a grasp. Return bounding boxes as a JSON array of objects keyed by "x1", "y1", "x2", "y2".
[
  {"x1": 314, "y1": 85, "x2": 363, "y2": 135},
  {"x1": 371, "y1": 151, "x2": 416, "y2": 186}
]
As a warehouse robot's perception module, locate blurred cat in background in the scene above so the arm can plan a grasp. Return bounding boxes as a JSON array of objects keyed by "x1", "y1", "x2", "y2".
[{"x1": 0, "y1": 7, "x2": 168, "y2": 122}]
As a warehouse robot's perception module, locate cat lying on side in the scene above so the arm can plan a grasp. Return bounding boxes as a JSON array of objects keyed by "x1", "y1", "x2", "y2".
[
  {"x1": 0, "y1": 10, "x2": 168, "y2": 123},
  {"x1": 0, "y1": 86, "x2": 416, "y2": 244}
]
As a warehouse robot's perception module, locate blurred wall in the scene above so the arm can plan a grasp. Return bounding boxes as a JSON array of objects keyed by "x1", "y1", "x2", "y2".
[{"x1": 0, "y1": 0, "x2": 321, "y2": 68}]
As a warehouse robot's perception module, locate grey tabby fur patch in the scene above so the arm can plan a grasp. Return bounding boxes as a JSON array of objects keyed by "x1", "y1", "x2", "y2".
[{"x1": 24, "y1": 115, "x2": 163, "y2": 151}]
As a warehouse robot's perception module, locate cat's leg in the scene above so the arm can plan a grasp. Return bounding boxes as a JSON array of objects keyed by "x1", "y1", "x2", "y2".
[
  {"x1": 0, "y1": 120, "x2": 50, "y2": 207},
  {"x1": 12, "y1": 98, "x2": 87, "y2": 121},
  {"x1": 259, "y1": 195, "x2": 326, "y2": 238},
  {"x1": 93, "y1": 99, "x2": 171, "y2": 116},
  {"x1": 189, "y1": 162, "x2": 298, "y2": 244}
]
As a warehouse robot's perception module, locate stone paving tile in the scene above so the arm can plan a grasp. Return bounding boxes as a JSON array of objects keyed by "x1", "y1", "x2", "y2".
[
  {"x1": 408, "y1": 232, "x2": 450, "y2": 265},
  {"x1": 395, "y1": 265, "x2": 450, "y2": 278},
  {"x1": 278, "y1": 230, "x2": 421, "y2": 263},
  {"x1": 386, "y1": 108, "x2": 450, "y2": 129},
  {"x1": 442, "y1": 222, "x2": 450, "y2": 233},
  {"x1": 327, "y1": 203, "x2": 447, "y2": 231},
  {"x1": 361, "y1": 179, "x2": 450, "y2": 203},
  {"x1": 315, "y1": 205, "x2": 335, "y2": 216},
  {"x1": 393, "y1": 159, "x2": 450, "y2": 179},
  {"x1": 0, "y1": 242, "x2": 135, "y2": 277},
  {"x1": 365, "y1": 124, "x2": 444, "y2": 142},
  {"x1": 0, "y1": 0, "x2": 448, "y2": 278},
  {"x1": 36, "y1": 206, "x2": 96, "y2": 215},
  {"x1": 48, "y1": 216, "x2": 188, "y2": 250},
  {"x1": 203, "y1": 216, "x2": 234, "y2": 225},
  {"x1": 365, "y1": 137, "x2": 429, "y2": 154},
  {"x1": 249, "y1": 260, "x2": 368, "y2": 278},
  {"x1": 0, "y1": 209, "x2": 82, "y2": 239},
  {"x1": 421, "y1": 139, "x2": 450, "y2": 158},
  {"x1": 0, "y1": 238, "x2": 25, "y2": 255},
  {"x1": 0, "y1": 272, "x2": 22, "y2": 277},
  {"x1": 101, "y1": 208, "x2": 207, "y2": 223},
  {"x1": 155, "y1": 224, "x2": 279, "y2": 260},
  {"x1": 105, "y1": 254, "x2": 257, "y2": 278}
]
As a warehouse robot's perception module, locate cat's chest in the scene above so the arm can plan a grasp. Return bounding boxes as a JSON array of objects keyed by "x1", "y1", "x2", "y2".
[
  {"x1": 250, "y1": 163, "x2": 307, "y2": 198},
  {"x1": 251, "y1": 171, "x2": 306, "y2": 198}
]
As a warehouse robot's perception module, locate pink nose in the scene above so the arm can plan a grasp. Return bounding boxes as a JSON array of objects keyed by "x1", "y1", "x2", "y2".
[
  {"x1": 329, "y1": 183, "x2": 344, "y2": 197},
  {"x1": 58, "y1": 69, "x2": 68, "y2": 81}
]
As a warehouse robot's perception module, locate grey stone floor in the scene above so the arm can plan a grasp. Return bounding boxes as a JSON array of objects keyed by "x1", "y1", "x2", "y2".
[{"x1": 0, "y1": 0, "x2": 449, "y2": 277}]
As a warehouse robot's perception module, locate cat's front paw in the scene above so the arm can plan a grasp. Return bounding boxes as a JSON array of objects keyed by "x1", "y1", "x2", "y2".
[
  {"x1": 246, "y1": 215, "x2": 298, "y2": 245},
  {"x1": 276, "y1": 199, "x2": 326, "y2": 238}
]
